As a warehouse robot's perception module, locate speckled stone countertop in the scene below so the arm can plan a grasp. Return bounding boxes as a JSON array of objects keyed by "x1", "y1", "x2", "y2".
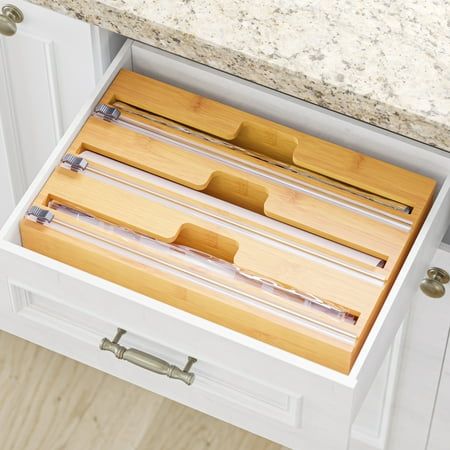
[{"x1": 29, "y1": 0, "x2": 450, "y2": 151}]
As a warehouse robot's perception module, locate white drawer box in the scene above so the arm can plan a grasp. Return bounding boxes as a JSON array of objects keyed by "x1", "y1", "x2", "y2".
[{"x1": 1, "y1": 40, "x2": 449, "y2": 450}]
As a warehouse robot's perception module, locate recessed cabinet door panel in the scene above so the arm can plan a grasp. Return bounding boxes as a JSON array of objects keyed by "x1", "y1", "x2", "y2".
[
  {"x1": 0, "y1": 0, "x2": 98, "y2": 194},
  {"x1": 0, "y1": 0, "x2": 124, "y2": 223},
  {"x1": 427, "y1": 331, "x2": 450, "y2": 450},
  {"x1": 388, "y1": 247, "x2": 450, "y2": 450}
]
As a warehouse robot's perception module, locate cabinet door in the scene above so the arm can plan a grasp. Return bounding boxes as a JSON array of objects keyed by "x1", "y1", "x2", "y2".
[
  {"x1": 0, "y1": 0, "x2": 123, "y2": 225},
  {"x1": 0, "y1": 125, "x2": 15, "y2": 226},
  {"x1": 427, "y1": 337, "x2": 450, "y2": 450},
  {"x1": 388, "y1": 247, "x2": 450, "y2": 450}
]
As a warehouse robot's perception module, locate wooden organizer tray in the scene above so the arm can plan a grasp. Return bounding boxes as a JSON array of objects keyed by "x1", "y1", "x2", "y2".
[{"x1": 20, "y1": 69, "x2": 436, "y2": 373}]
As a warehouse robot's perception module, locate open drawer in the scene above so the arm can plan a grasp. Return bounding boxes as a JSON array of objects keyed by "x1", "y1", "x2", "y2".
[{"x1": 1, "y1": 40, "x2": 450, "y2": 450}]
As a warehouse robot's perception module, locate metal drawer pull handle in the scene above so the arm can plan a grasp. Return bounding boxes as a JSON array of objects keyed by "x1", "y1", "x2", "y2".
[
  {"x1": 420, "y1": 267, "x2": 449, "y2": 299},
  {"x1": 0, "y1": 4, "x2": 23, "y2": 36},
  {"x1": 100, "y1": 328, "x2": 197, "y2": 385}
]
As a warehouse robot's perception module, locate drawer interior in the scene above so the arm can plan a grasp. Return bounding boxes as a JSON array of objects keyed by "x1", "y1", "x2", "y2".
[{"x1": 16, "y1": 67, "x2": 436, "y2": 374}]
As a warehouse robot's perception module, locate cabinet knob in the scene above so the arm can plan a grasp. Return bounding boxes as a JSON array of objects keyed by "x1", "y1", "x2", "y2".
[
  {"x1": 0, "y1": 4, "x2": 24, "y2": 37},
  {"x1": 420, "y1": 267, "x2": 449, "y2": 298}
]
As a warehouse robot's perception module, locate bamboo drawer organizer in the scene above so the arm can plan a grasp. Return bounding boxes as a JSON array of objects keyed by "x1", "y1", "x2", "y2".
[{"x1": 20, "y1": 69, "x2": 435, "y2": 373}]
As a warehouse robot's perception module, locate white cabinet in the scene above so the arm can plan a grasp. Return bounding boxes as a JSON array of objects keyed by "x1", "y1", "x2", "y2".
[
  {"x1": 387, "y1": 247, "x2": 450, "y2": 450},
  {"x1": 427, "y1": 324, "x2": 450, "y2": 450},
  {"x1": 0, "y1": 0, "x2": 124, "y2": 225},
  {"x1": 1, "y1": 39, "x2": 450, "y2": 450}
]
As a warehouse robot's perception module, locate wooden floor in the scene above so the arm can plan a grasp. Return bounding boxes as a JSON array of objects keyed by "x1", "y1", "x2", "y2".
[{"x1": 0, "y1": 331, "x2": 285, "y2": 450}]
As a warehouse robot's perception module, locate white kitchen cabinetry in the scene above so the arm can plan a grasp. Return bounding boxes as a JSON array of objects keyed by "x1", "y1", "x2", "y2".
[
  {"x1": 0, "y1": 10, "x2": 449, "y2": 447},
  {"x1": 1, "y1": 39, "x2": 449, "y2": 449},
  {"x1": 427, "y1": 323, "x2": 450, "y2": 450},
  {"x1": 0, "y1": 0, "x2": 124, "y2": 225},
  {"x1": 387, "y1": 246, "x2": 450, "y2": 450}
]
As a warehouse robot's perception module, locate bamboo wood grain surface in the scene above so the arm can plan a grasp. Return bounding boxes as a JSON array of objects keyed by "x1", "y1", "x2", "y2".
[{"x1": 20, "y1": 68, "x2": 435, "y2": 373}]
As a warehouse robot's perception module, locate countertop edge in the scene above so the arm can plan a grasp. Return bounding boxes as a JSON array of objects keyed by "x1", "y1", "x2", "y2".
[{"x1": 27, "y1": 0, "x2": 450, "y2": 152}]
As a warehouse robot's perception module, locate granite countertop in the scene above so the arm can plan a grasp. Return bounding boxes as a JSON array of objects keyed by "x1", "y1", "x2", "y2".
[{"x1": 29, "y1": 0, "x2": 450, "y2": 151}]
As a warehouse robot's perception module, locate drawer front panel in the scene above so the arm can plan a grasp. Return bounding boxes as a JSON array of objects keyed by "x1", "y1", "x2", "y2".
[
  {"x1": 1, "y1": 282, "x2": 308, "y2": 448},
  {"x1": 8, "y1": 284, "x2": 303, "y2": 428}
]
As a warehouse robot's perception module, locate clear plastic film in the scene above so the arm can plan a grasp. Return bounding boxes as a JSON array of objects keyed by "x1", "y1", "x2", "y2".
[{"x1": 48, "y1": 201, "x2": 358, "y2": 327}]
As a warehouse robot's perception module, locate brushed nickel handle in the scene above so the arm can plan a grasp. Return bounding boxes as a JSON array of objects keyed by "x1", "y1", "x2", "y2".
[
  {"x1": 420, "y1": 267, "x2": 449, "y2": 298},
  {"x1": 0, "y1": 4, "x2": 24, "y2": 36},
  {"x1": 100, "y1": 328, "x2": 197, "y2": 385}
]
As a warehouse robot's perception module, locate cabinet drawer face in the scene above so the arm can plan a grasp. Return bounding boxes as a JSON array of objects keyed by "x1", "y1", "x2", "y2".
[
  {"x1": 8, "y1": 284, "x2": 303, "y2": 428},
  {"x1": 1, "y1": 41, "x2": 450, "y2": 449}
]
